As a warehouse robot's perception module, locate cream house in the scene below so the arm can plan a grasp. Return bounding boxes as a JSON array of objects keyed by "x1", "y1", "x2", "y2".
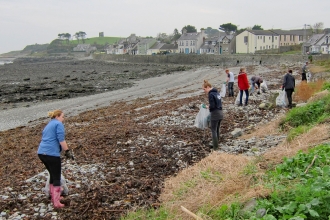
[
  {"x1": 147, "y1": 42, "x2": 165, "y2": 55},
  {"x1": 270, "y1": 29, "x2": 311, "y2": 46},
  {"x1": 236, "y1": 30, "x2": 279, "y2": 53}
]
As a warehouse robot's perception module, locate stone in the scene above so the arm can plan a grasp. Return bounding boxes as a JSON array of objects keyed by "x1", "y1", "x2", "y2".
[
  {"x1": 231, "y1": 128, "x2": 243, "y2": 138},
  {"x1": 256, "y1": 208, "x2": 267, "y2": 217}
]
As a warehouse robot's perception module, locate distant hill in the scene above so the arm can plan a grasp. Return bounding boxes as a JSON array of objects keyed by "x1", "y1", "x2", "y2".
[
  {"x1": 70, "y1": 36, "x2": 122, "y2": 45},
  {"x1": 0, "y1": 36, "x2": 122, "y2": 56}
]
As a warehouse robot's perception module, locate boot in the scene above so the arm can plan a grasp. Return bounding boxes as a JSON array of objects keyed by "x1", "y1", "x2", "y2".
[
  {"x1": 50, "y1": 184, "x2": 63, "y2": 202},
  {"x1": 212, "y1": 137, "x2": 219, "y2": 150},
  {"x1": 52, "y1": 186, "x2": 65, "y2": 208}
]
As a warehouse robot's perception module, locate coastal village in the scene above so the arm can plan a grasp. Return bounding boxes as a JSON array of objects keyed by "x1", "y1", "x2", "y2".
[{"x1": 72, "y1": 27, "x2": 330, "y2": 56}]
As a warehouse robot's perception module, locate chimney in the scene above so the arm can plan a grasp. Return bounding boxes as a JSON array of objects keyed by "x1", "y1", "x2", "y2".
[
  {"x1": 182, "y1": 28, "x2": 187, "y2": 34},
  {"x1": 200, "y1": 28, "x2": 205, "y2": 37}
]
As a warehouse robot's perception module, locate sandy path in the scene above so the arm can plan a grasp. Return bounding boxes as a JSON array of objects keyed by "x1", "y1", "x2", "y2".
[{"x1": 0, "y1": 66, "x2": 233, "y2": 131}]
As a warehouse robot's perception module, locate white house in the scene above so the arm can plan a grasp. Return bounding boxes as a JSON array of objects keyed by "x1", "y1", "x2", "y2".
[
  {"x1": 178, "y1": 29, "x2": 205, "y2": 54},
  {"x1": 302, "y1": 34, "x2": 325, "y2": 54},
  {"x1": 321, "y1": 35, "x2": 330, "y2": 54},
  {"x1": 236, "y1": 30, "x2": 279, "y2": 53}
]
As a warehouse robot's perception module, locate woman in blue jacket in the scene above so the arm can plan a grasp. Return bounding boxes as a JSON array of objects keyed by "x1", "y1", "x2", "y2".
[
  {"x1": 202, "y1": 80, "x2": 224, "y2": 150},
  {"x1": 37, "y1": 110, "x2": 73, "y2": 208}
]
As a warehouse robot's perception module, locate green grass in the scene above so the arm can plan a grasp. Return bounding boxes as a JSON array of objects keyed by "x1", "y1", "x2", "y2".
[
  {"x1": 70, "y1": 36, "x2": 122, "y2": 45},
  {"x1": 281, "y1": 50, "x2": 302, "y2": 55},
  {"x1": 280, "y1": 93, "x2": 330, "y2": 136},
  {"x1": 121, "y1": 206, "x2": 177, "y2": 220}
]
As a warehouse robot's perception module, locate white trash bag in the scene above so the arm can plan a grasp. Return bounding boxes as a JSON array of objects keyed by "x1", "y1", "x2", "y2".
[
  {"x1": 235, "y1": 92, "x2": 248, "y2": 105},
  {"x1": 260, "y1": 80, "x2": 268, "y2": 93},
  {"x1": 43, "y1": 172, "x2": 69, "y2": 197},
  {"x1": 275, "y1": 90, "x2": 288, "y2": 107},
  {"x1": 220, "y1": 83, "x2": 226, "y2": 98},
  {"x1": 307, "y1": 72, "x2": 312, "y2": 83},
  {"x1": 194, "y1": 104, "x2": 210, "y2": 129}
]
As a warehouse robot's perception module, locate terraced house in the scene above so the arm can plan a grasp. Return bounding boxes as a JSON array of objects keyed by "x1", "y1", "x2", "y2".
[
  {"x1": 178, "y1": 29, "x2": 206, "y2": 54},
  {"x1": 236, "y1": 30, "x2": 279, "y2": 53},
  {"x1": 270, "y1": 29, "x2": 311, "y2": 46}
]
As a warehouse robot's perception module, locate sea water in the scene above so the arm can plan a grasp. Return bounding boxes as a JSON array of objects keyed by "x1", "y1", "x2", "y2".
[{"x1": 0, "y1": 59, "x2": 14, "y2": 65}]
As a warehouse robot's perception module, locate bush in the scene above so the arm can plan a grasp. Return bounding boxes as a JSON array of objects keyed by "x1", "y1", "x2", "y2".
[{"x1": 294, "y1": 80, "x2": 324, "y2": 102}]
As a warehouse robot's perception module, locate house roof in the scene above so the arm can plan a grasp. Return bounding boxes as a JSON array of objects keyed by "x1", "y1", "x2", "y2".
[
  {"x1": 178, "y1": 32, "x2": 201, "y2": 40},
  {"x1": 205, "y1": 36, "x2": 218, "y2": 41},
  {"x1": 247, "y1": 30, "x2": 279, "y2": 36},
  {"x1": 149, "y1": 42, "x2": 165, "y2": 50},
  {"x1": 200, "y1": 44, "x2": 216, "y2": 49},
  {"x1": 138, "y1": 38, "x2": 155, "y2": 44},
  {"x1": 160, "y1": 44, "x2": 178, "y2": 50},
  {"x1": 270, "y1": 29, "x2": 306, "y2": 35},
  {"x1": 307, "y1": 34, "x2": 325, "y2": 45}
]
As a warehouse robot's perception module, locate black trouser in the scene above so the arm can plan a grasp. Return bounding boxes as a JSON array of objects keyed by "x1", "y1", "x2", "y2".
[
  {"x1": 302, "y1": 73, "x2": 307, "y2": 81},
  {"x1": 38, "y1": 154, "x2": 61, "y2": 186},
  {"x1": 285, "y1": 89, "x2": 294, "y2": 108},
  {"x1": 211, "y1": 119, "x2": 221, "y2": 150},
  {"x1": 228, "y1": 82, "x2": 234, "y2": 97}
]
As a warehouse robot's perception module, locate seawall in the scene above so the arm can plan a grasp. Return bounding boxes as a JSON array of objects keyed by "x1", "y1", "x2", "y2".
[{"x1": 93, "y1": 54, "x2": 330, "y2": 66}]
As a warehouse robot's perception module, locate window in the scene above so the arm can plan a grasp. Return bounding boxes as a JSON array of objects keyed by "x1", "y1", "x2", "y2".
[
  {"x1": 186, "y1": 41, "x2": 188, "y2": 46},
  {"x1": 190, "y1": 41, "x2": 192, "y2": 46},
  {"x1": 275, "y1": 45, "x2": 277, "y2": 48},
  {"x1": 299, "y1": 35, "x2": 303, "y2": 41},
  {"x1": 269, "y1": 37, "x2": 271, "y2": 40},
  {"x1": 263, "y1": 36, "x2": 265, "y2": 43},
  {"x1": 284, "y1": 35, "x2": 286, "y2": 41},
  {"x1": 260, "y1": 46, "x2": 262, "y2": 50},
  {"x1": 244, "y1": 36, "x2": 248, "y2": 43}
]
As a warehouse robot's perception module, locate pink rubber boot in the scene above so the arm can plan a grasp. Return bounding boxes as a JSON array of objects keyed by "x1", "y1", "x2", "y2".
[{"x1": 52, "y1": 186, "x2": 65, "y2": 208}]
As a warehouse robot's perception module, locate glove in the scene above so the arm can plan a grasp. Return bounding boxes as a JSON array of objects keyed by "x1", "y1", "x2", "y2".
[{"x1": 65, "y1": 149, "x2": 75, "y2": 160}]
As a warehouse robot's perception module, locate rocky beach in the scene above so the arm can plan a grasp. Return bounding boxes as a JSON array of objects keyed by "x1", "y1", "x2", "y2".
[{"x1": 0, "y1": 57, "x2": 303, "y2": 219}]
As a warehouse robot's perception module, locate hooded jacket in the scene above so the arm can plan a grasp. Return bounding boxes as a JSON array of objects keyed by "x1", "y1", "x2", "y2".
[
  {"x1": 208, "y1": 88, "x2": 222, "y2": 112},
  {"x1": 237, "y1": 72, "x2": 249, "y2": 90}
]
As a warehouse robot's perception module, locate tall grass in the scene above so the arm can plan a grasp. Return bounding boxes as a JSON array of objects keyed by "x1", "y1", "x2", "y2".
[{"x1": 294, "y1": 80, "x2": 324, "y2": 102}]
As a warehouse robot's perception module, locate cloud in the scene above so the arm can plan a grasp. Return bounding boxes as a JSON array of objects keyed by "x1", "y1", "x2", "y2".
[{"x1": 0, "y1": 0, "x2": 329, "y2": 54}]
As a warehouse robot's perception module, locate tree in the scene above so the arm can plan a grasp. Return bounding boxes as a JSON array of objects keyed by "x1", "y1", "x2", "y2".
[
  {"x1": 64, "y1": 33, "x2": 71, "y2": 44},
  {"x1": 74, "y1": 32, "x2": 80, "y2": 43},
  {"x1": 182, "y1": 25, "x2": 197, "y2": 33},
  {"x1": 172, "y1": 28, "x2": 181, "y2": 41},
  {"x1": 78, "y1": 31, "x2": 87, "y2": 43},
  {"x1": 312, "y1": 22, "x2": 324, "y2": 34},
  {"x1": 204, "y1": 27, "x2": 220, "y2": 37},
  {"x1": 252, "y1": 25, "x2": 263, "y2": 30},
  {"x1": 74, "y1": 31, "x2": 87, "y2": 44},
  {"x1": 236, "y1": 28, "x2": 247, "y2": 35},
  {"x1": 219, "y1": 23, "x2": 238, "y2": 34},
  {"x1": 58, "y1": 33, "x2": 65, "y2": 39}
]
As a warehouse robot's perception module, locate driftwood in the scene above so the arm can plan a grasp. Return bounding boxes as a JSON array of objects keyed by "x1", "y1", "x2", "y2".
[
  {"x1": 181, "y1": 206, "x2": 203, "y2": 220},
  {"x1": 304, "y1": 155, "x2": 318, "y2": 174}
]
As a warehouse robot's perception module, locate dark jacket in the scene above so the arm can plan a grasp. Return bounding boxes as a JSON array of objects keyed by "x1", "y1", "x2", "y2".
[
  {"x1": 208, "y1": 88, "x2": 222, "y2": 112},
  {"x1": 283, "y1": 73, "x2": 295, "y2": 90}
]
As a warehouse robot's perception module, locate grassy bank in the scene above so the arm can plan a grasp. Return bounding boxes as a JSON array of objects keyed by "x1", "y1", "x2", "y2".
[{"x1": 70, "y1": 36, "x2": 122, "y2": 45}]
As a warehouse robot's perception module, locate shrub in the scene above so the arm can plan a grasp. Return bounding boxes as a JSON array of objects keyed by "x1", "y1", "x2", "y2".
[{"x1": 294, "y1": 80, "x2": 325, "y2": 102}]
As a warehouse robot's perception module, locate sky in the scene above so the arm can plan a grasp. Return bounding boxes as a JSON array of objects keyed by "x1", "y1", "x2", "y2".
[{"x1": 0, "y1": 0, "x2": 329, "y2": 54}]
